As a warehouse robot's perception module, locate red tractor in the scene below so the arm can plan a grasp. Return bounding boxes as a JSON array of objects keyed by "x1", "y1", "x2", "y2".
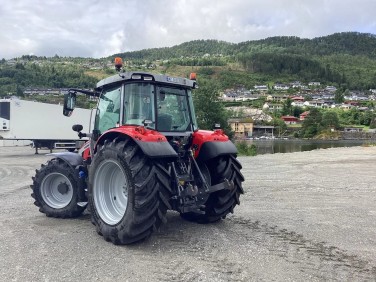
[{"x1": 31, "y1": 58, "x2": 244, "y2": 245}]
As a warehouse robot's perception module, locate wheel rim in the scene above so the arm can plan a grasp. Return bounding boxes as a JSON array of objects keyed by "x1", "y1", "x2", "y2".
[
  {"x1": 40, "y1": 173, "x2": 73, "y2": 209},
  {"x1": 93, "y1": 159, "x2": 129, "y2": 225}
]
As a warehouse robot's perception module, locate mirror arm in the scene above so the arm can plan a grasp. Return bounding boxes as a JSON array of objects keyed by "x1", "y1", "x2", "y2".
[{"x1": 68, "y1": 88, "x2": 100, "y2": 97}]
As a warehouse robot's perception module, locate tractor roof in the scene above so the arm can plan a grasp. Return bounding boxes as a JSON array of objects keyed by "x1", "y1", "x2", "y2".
[{"x1": 95, "y1": 71, "x2": 196, "y2": 90}]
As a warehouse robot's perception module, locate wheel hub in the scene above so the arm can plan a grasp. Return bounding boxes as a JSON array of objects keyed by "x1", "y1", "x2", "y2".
[
  {"x1": 57, "y1": 182, "x2": 69, "y2": 194},
  {"x1": 40, "y1": 172, "x2": 74, "y2": 209}
]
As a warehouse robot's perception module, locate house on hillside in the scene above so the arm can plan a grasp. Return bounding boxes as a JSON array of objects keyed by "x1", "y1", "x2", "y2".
[
  {"x1": 291, "y1": 101, "x2": 305, "y2": 107},
  {"x1": 291, "y1": 96, "x2": 304, "y2": 102},
  {"x1": 254, "y1": 85, "x2": 268, "y2": 92},
  {"x1": 305, "y1": 100, "x2": 325, "y2": 108},
  {"x1": 340, "y1": 104, "x2": 353, "y2": 110},
  {"x1": 264, "y1": 103, "x2": 283, "y2": 111},
  {"x1": 228, "y1": 118, "x2": 253, "y2": 139},
  {"x1": 309, "y1": 82, "x2": 321, "y2": 87},
  {"x1": 290, "y1": 81, "x2": 302, "y2": 88},
  {"x1": 300, "y1": 111, "x2": 310, "y2": 121},
  {"x1": 222, "y1": 90, "x2": 237, "y2": 101},
  {"x1": 325, "y1": 86, "x2": 337, "y2": 92},
  {"x1": 266, "y1": 95, "x2": 290, "y2": 103},
  {"x1": 273, "y1": 83, "x2": 290, "y2": 91},
  {"x1": 281, "y1": 115, "x2": 300, "y2": 124}
]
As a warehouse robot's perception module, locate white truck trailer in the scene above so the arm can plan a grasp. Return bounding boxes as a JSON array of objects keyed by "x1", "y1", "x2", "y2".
[{"x1": 0, "y1": 98, "x2": 92, "y2": 153}]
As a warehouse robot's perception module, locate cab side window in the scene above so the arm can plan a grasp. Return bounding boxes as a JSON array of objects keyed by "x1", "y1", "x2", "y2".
[
  {"x1": 95, "y1": 86, "x2": 121, "y2": 133},
  {"x1": 123, "y1": 83, "x2": 154, "y2": 127}
]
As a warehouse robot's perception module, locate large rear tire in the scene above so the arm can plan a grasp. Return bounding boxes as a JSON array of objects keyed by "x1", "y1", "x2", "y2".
[
  {"x1": 31, "y1": 158, "x2": 86, "y2": 218},
  {"x1": 181, "y1": 154, "x2": 244, "y2": 223},
  {"x1": 88, "y1": 137, "x2": 171, "y2": 245}
]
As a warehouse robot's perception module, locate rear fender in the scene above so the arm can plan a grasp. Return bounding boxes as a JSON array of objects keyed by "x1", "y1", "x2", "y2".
[
  {"x1": 96, "y1": 126, "x2": 178, "y2": 159},
  {"x1": 192, "y1": 130, "x2": 237, "y2": 162}
]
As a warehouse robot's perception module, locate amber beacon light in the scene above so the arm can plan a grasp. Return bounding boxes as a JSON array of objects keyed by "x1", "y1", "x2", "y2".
[
  {"x1": 189, "y1": 72, "x2": 197, "y2": 80},
  {"x1": 114, "y1": 57, "x2": 123, "y2": 71}
]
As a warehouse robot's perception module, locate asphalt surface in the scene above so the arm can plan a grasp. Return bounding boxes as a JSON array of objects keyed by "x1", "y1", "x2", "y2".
[{"x1": 1, "y1": 145, "x2": 376, "y2": 281}]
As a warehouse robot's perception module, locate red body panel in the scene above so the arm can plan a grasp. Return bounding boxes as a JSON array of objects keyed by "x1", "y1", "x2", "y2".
[
  {"x1": 80, "y1": 127, "x2": 229, "y2": 161},
  {"x1": 98, "y1": 126, "x2": 168, "y2": 143},
  {"x1": 81, "y1": 141, "x2": 91, "y2": 161},
  {"x1": 191, "y1": 129, "x2": 229, "y2": 158},
  {"x1": 79, "y1": 126, "x2": 168, "y2": 160}
]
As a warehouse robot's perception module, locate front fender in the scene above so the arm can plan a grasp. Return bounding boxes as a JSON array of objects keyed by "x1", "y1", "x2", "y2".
[
  {"x1": 47, "y1": 152, "x2": 84, "y2": 167},
  {"x1": 133, "y1": 139, "x2": 178, "y2": 158},
  {"x1": 192, "y1": 130, "x2": 237, "y2": 162},
  {"x1": 195, "y1": 141, "x2": 237, "y2": 162}
]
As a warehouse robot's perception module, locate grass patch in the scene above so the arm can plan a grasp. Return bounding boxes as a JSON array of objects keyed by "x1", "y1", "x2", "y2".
[{"x1": 287, "y1": 124, "x2": 302, "y2": 128}]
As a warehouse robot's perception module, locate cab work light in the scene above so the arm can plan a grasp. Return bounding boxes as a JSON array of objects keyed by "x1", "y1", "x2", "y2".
[{"x1": 131, "y1": 74, "x2": 142, "y2": 80}]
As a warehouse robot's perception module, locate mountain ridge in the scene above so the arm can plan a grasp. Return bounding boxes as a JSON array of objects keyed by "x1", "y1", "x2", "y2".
[
  {"x1": 111, "y1": 32, "x2": 376, "y2": 60},
  {"x1": 1, "y1": 31, "x2": 376, "y2": 96}
]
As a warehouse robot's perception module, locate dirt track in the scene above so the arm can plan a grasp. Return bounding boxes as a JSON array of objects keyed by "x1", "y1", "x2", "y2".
[{"x1": 1, "y1": 146, "x2": 376, "y2": 281}]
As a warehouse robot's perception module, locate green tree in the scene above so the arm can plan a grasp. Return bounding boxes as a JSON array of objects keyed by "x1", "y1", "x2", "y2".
[
  {"x1": 301, "y1": 108, "x2": 322, "y2": 138},
  {"x1": 321, "y1": 111, "x2": 340, "y2": 129},
  {"x1": 269, "y1": 117, "x2": 287, "y2": 137},
  {"x1": 370, "y1": 117, "x2": 376, "y2": 129},
  {"x1": 16, "y1": 84, "x2": 24, "y2": 96},
  {"x1": 334, "y1": 89, "x2": 345, "y2": 104},
  {"x1": 193, "y1": 78, "x2": 232, "y2": 136},
  {"x1": 360, "y1": 111, "x2": 374, "y2": 126},
  {"x1": 292, "y1": 106, "x2": 304, "y2": 117},
  {"x1": 281, "y1": 97, "x2": 293, "y2": 116}
]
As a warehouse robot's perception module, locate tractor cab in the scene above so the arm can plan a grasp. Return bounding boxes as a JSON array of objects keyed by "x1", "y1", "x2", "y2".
[
  {"x1": 64, "y1": 67, "x2": 198, "y2": 140},
  {"x1": 94, "y1": 79, "x2": 198, "y2": 135}
]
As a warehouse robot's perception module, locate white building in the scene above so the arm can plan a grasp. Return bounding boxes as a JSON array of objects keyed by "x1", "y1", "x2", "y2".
[{"x1": 254, "y1": 85, "x2": 268, "y2": 91}]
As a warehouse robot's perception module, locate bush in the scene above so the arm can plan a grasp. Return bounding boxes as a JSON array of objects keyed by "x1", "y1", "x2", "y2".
[{"x1": 236, "y1": 141, "x2": 257, "y2": 156}]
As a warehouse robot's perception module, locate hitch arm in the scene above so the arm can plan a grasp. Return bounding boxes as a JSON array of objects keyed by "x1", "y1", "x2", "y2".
[
  {"x1": 189, "y1": 150, "x2": 234, "y2": 194},
  {"x1": 207, "y1": 178, "x2": 234, "y2": 193}
]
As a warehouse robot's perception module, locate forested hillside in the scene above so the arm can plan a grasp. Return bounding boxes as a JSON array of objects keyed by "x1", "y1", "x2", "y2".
[
  {"x1": 1, "y1": 32, "x2": 376, "y2": 97},
  {"x1": 115, "y1": 32, "x2": 376, "y2": 89},
  {"x1": 114, "y1": 32, "x2": 376, "y2": 60}
]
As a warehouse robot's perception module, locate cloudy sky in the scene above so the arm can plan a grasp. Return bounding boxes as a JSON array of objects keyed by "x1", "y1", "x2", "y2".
[{"x1": 1, "y1": 0, "x2": 375, "y2": 59}]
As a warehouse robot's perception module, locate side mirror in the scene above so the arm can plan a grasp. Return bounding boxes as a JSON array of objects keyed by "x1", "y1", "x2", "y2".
[
  {"x1": 63, "y1": 92, "x2": 77, "y2": 117},
  {"x1": 72, "y1": 124, "x2": 83, "y2": 132}
]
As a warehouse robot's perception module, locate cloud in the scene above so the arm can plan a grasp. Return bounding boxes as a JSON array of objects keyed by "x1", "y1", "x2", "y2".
[{"x1": 1, "y1": 0, "x2": 376, "y2": 59}]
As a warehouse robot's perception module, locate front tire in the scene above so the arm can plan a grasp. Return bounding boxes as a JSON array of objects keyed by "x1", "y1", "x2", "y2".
[
  {"x1": 31, "y1": 158, "x2": 86, "y2": 218},
  {"x1": 88, "y1": 137, "x2": 171, "y2": 245}
]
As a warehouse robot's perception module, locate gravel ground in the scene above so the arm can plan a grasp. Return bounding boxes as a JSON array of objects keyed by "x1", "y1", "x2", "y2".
[{"x1": 1, "y1": 145, "x2": 376, "y2": 281}]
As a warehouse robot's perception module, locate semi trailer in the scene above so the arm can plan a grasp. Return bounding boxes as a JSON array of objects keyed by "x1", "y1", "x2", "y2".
[{"x1": 0, "y1": 98, "x2": 92, "y2": 153}]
